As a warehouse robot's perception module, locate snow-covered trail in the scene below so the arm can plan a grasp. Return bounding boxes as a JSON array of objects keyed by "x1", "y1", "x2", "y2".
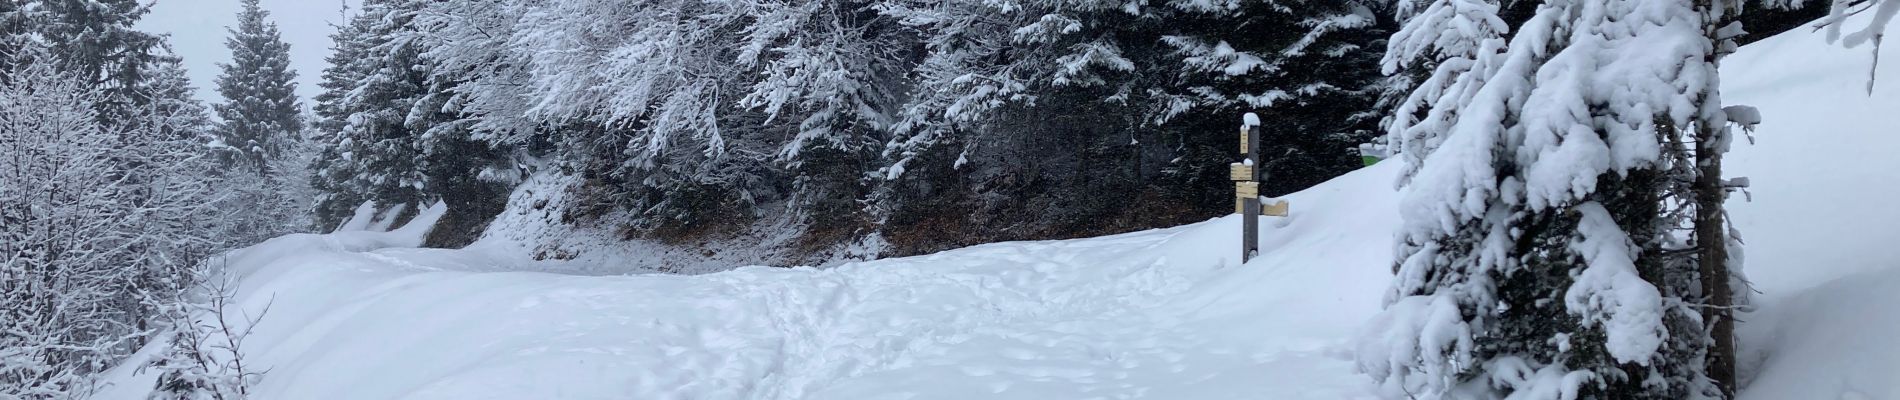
[
  {"x1": 93, "y1": 15, "x2": 1900, "y2": 400},
  {"x1": 95, "y1": 163, "x2": 1401, "y2": 399}
]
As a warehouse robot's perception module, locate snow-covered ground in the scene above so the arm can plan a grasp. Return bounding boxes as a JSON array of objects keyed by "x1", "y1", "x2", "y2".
[
  {"x1": 1723, "y1": 17, "x2": 1900, "y2": 400},
  {"x1": 93, "y1": 17, "x2": 1900, "y2": 400},
  {"x1": 92, "y1": 163, "x2": 1399, "y2": 399}
]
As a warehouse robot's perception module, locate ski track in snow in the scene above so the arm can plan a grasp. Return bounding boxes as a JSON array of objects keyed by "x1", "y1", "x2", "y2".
[{"x1": 92, "y1": 14, "x2": 1900, "y2": 400}]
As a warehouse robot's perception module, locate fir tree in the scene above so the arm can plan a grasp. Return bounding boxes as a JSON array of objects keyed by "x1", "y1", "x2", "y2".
[
  {"x1": 1156, "y1": 1, "x2": 1392, "y2": 196},
  {"x1": 404, "y1": 0, "x2": 1403, "y2": 254},
  {"x1": 309, "y1": 5, "x2": 374, "y2": 230},
  {"x1": 213, "y1": 0, "x2": 303, "y2": 177},
  {"x1": 312, "y1": 0, "x2": 430, "y2": 229},
  {"x1": 1376, "y1": 0, "x2": 1511, "y2": 185},
  {"x1": 872, "y1": 0, "x2": 1396, "y2": 243},
  {"x1": 1356, "y1": 0, "x2": 1754, "y2": 398}
]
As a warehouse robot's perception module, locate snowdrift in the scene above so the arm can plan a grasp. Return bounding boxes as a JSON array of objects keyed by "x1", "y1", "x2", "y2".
[{"x1": 94, "y1": 15, "x2": 1900, "y2": 400}]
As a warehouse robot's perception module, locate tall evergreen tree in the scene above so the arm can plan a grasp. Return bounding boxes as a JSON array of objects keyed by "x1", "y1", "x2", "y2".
[
  {"x1": 312, "y1": 0, "x2": 432, "y2": 230},
  {"x1": 1152, "y1": 0, "x2": 1390, "y2": 196},
  {"x1": 213, "y1": 0, "x2": 303, "y2": 177},
  {"x1": 309, "y1": 4, "x2": 374, "y2": 229},
  {"x1": 1376, "y1": 0, "x2": 1510, "y2": 185}
]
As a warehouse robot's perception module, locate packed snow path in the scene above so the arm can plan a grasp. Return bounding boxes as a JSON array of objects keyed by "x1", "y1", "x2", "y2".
[{"x1": 96, "y1": 15, "x2": 1900, "y2": 400}]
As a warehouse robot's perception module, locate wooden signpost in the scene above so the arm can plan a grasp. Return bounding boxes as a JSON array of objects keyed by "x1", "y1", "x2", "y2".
[{"x1": 1234, "y1": 113, "x2": 1288, "y2": 262}]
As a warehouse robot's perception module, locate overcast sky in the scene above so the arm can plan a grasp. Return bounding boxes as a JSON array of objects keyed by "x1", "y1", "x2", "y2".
[{"x1": 138, "y1": 0, "x2": 363, "y2": 107}]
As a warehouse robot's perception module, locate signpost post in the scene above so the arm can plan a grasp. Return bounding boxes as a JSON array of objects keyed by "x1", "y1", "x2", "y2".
[
  {"x1": 1236, "y1": 115, "x2": 1262, "y2": 262},
  {"x1": 1233, "y1": 113, "x2": 1288, "y2": 263}
]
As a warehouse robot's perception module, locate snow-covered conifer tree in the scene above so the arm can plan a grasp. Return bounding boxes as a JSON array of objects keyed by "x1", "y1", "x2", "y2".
[
  {"x1": 1155, "y1": 0, "x2": 1391, "y2": 195},
  {"x1": 310, "y1": 0, "x2": 516, "y2": 245},
  {"x1": 864, "y1": 0, "x2": 1396, "y2": 242},
  {"x1": 213, "y1": 0, "x2": 303, "y2": 177},
  {"x1": 311, "y1": 0, "x2": 428, "y2": 228},
  {"x1": 488, "y1": 0, "x2": 787, "y2": 230},
  {"x1": 418, "y1": 0, "x2": 913, "y2": 232},
  {"x1": 201, "y1": 0, "x2": 317, "y2": 247},
  {"x1": 407, "y1": 0, "x2": 1401, "y2": 251},
  {"x1": 1357, "y1": 0, "x2": 1754, "y2": 398},
  {"x1": 1376, "y1": 0, "x2": 1510, "y2": 185},
  {"x1": 309, "y1": 6, "x2": 374, "y2": 229}
]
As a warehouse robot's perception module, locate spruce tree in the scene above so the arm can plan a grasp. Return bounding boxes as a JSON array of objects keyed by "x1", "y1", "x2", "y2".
[
  {"x1": 1149, "y1": 1, "x2": 1390, "y2": 196},
  {"x1": 1356, "y1": 0, "x2": 1751, "y2": 398},
  {"x1": 313, "y1": 0, "x2": 429, "y2": 229},
  {"x1": 309, "y1": 5, "x2": 374, "y2": 230},
  {"x1": 203, "y1": 0, "x2": 314, "y2": 248},
  {"x1": 1376, "y1": 0, "x2": 1510, "y2": 184},
  {"x1": 866, "y1": 0, "x2": 1397, "y2": 245},
  {"x1": 214, "y1": 0, "x2": 303, "y2": 177}
]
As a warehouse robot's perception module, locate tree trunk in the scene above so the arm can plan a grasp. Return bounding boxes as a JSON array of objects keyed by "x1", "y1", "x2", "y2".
[
  {"x1": 1696, "y1": 1, "x2": 1739, "y2": 397},
  {"x1": 1695, "y1": 120, "x2": 1735, "y2": 398}
]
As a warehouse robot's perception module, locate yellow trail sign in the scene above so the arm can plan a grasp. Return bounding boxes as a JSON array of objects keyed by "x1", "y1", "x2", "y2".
[{"x1": 1234, "y1": 182, "x2": 1258, "y2": 214}]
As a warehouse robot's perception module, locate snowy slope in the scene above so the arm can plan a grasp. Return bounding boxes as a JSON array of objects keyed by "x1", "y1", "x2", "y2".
[
  {"x1": 1722, "y1": 17, "x2": 1900, "y2": 400},
  {"x1": 93, "y1": 16, "x2": 1900, "y2": 400}
]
